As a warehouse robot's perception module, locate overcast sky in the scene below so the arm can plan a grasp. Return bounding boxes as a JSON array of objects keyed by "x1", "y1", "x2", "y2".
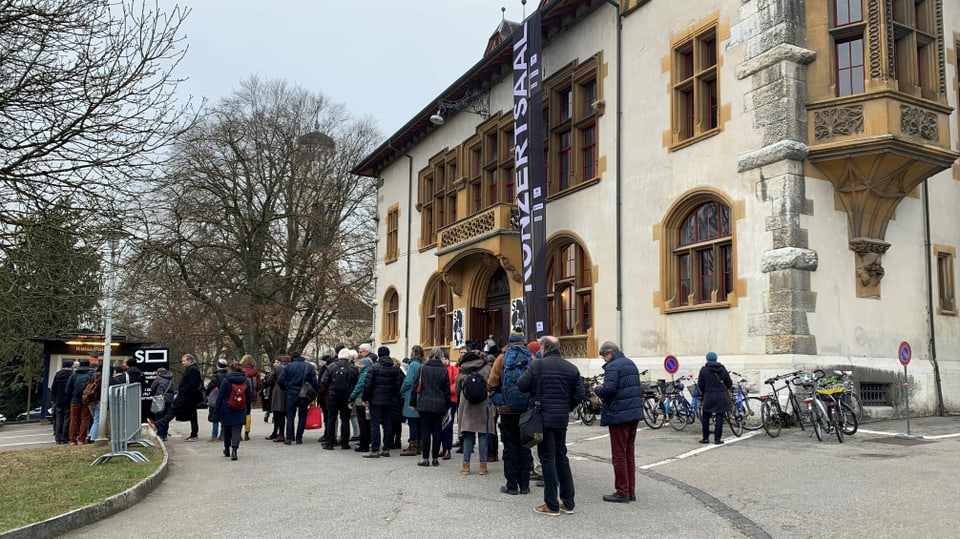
[{"x1": 160, "y1": 0, "x2": 529, "y2": 137}]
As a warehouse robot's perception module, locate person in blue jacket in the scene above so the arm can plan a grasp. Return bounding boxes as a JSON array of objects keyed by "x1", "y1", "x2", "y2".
[
  {"x1": 593, "y1": 341, "x2": 644, "y2": 504},
  {"x1": 216, "y1": 361, "x2": 254, "y2": 461}
]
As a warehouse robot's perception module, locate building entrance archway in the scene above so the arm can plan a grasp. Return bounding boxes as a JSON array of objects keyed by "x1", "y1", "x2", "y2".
[{"x1": 470, "y1": 267, "x2": 509, "y2": 352}]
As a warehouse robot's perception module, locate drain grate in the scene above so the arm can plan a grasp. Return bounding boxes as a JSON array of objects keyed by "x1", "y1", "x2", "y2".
[{"x1": 865, "y1": 437, "x2": 934, "y2": 446}]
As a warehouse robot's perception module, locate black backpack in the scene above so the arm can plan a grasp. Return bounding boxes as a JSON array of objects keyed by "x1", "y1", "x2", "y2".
[
  {"x1": 462, "y1": 371, "x2": 488, "y2": 404},
  {"x1": 332, "y1": 364, "x2": 352, "y2": 392}
]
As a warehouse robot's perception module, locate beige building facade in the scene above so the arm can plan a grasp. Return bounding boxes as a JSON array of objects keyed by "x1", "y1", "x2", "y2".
[{"x1": 354, "y1": 0, "x2": 960, "y2": 417}]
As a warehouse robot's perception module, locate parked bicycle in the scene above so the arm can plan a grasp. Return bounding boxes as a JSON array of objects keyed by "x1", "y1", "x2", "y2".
[
  {"x1": 760, "y1": 370, "x2": 808, "y2": 438},
  {"x1": 725, "y1": 371, "x2": 764, "y2": 436},
  {"x1": 826, "y1": 370, "x2": 863, "y2": 425},
  {"x1": 799, "y1": 369, "x2": 859, "y2": 442},
  {"x1": 642, "y1": 374, "x2": 666, "y2": 429},
  {"x1": 571, "y1": 375, "x2": 602, "y2": 426},
  {"x1": 665, "y1": 374, "x2": 700, "y2": 431}
]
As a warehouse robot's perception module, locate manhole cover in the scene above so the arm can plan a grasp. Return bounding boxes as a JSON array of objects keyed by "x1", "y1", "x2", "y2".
[{"x1": 865, "y1": 437, "x2": 934, "y2": 446}]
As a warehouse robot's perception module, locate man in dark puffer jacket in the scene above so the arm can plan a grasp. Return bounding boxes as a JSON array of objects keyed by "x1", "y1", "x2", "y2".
[
  {"x1": 517, "y1": 336, "x2": 584, "y2": 516},
  {"x1": 593, "y1": 341, "x2": 644, "y2": 503},
  {"x1": 362, "y1": 346, "x2": 403, "y2": 458}
]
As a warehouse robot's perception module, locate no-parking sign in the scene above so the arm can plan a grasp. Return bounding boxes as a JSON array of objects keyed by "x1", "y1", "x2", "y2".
[
  {"x1": 898, "y1": 341, "x2": 911, "y2": 366},
  {"x1": 664, "y1": 355, "x2": 679, "y2": 374}
]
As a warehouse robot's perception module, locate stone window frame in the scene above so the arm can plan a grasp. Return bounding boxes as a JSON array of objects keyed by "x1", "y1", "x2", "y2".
[
  {"x1": 935, "y1": 245, "x2": 956, "y2": 315},
  {"x1": 890, "y1": 0, "x2": 941, "y2": 100},
  {"x1": 669, "y1": 19, "x2": 721, "y2": 150},
  {"x1": 382, "y1": 287, "x2": 400, "y2": 343},
  {"x1": 421, "y1": 274, "x2": 453, "y2": 348},
  {"x1": 829, "y1": 0, "x2": 868, "y2": 97},
  {"x1": 543, "y1": 53, "x2": 603, "y2": 198},
  {"x1": 417, "y1": 149, "x2": 458, "y2": 250},
  {"x1": 658, "y1": 189, "x2": 741, "y2": 313},
  {"x1": 384, "y1": 204, "x2": 399, "y2": 264},
  {"x1": 545, "y1": 234, "x2": 593, "y2": 337}
]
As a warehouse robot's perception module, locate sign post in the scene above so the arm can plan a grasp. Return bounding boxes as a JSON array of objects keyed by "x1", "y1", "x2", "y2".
[{"x1": 896, "y1": 341, "x2": 917, "y2": 439}]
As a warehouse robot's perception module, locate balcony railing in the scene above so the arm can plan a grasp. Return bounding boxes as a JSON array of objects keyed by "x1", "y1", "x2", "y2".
[{"x1": 436, "y1": 203, "x2": 518, "y2": 253}]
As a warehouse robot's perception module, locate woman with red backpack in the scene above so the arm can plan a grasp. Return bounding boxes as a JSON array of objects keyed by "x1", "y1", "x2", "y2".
[{"x1": 215, "y1": 361, "x2": 253, "y2": 461}]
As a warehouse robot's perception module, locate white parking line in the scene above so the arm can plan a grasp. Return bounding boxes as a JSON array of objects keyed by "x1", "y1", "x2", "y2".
[
  {"x1": 858, "y1": 428, "x2": 960, "y2": 440},
  {"x1": 639, "y1": 430, "x2": 762, "y2": 470}
]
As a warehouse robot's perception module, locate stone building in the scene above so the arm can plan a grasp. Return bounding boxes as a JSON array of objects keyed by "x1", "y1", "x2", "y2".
[{"x1": 353, "y1": 0, "x2": 960, "y2": 416}]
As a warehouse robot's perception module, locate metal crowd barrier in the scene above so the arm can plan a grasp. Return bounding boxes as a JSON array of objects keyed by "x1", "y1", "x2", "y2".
[{"x1": 91, "y1": 382, "x2": 154, "y2": 466}]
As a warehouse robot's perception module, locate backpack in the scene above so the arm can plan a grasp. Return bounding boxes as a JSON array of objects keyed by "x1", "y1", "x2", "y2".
[
  {"x1": 462, "y1": 370, "x2": 488, "y2": 404},
  {"x1": 227, "y1": 381, "x2": 247, "y2": 411},
  {"x1": 497, "y1": 345, "x2": 532, "y2": 411},
  {"x1": 246, "y1": 375, "x2": 257, "y2": 402},
  {"x1": 332, "y1": 364, "x2": 352, "y2": 392},
  {"x1": 82, "y1": 373, "x2": 102, "y2": 405}
]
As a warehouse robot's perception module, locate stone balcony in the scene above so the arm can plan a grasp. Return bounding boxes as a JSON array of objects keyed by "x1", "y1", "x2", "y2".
[{"x1": 436, "y1": 203, "x2": 519, "y2": 256}]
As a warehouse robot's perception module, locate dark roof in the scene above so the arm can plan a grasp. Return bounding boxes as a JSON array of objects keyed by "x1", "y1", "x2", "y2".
[{"x1": 351, "y1": 0, "x2": 595, "y2": 178}]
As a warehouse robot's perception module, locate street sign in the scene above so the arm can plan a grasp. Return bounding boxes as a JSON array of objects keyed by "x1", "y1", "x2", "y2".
[
  {"x1": 898, "y1": 341, "x2": 911, "y2": 366},
  {"x1": 664, "y1": 355, "x2": 679, "y2": 374}
]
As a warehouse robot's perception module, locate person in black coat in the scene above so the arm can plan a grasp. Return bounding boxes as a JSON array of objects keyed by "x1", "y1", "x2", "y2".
[
  {"x1": 361, "y1": 346, "x2": 403, "y2": 457},
  {"x1": 51, "y1": 360, "x2": 75, "y2": 444},
  {"x1": 593, "y1": 341, "x2": 644, "y2": 503},
  {"x1": 320, "y1": 348, "x2": 360, "y2": 450},
  {"x1": 696, "y1": 351, "x2": 733, "y2": 445},
  {"x1": 216, "y1": 362, "x2": 254, "y2": 460},
  {"x1": 155, "y1": 354, "x2": 204, "y2": 442},
  {"x1": 414, "y1": 348, "x2": 451, "y2": 467},
  {"x1": 517, "y1": 336, "x2": 585, "y2": 516}
]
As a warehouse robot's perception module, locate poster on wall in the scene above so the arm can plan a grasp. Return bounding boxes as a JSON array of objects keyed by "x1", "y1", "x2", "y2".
[
  {"x1": 451, "y1": 308, "x2": 465, "y2": 349},
  {"x1": 510, "y1": 298, "x2": 526, "y2": 335}
]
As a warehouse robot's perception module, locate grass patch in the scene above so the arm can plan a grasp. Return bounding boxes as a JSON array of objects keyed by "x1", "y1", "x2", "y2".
[{"x1": 0, "y1": 444, "x2": 163, "y2": 532}]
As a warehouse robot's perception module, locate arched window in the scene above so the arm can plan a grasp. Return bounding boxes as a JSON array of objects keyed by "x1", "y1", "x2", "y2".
[
  {"x1": 421, "y1": 275, "x2": 453, "y2": 347},
  {"x1": 382, "y1": 288, "x2": 399, "y2": 342},
  {"x1": 545, "y1": 238, "x2": 592, "y2": 336},
  {"x1": 662, "y1": 194, "x2": 735, "y2": 310}
]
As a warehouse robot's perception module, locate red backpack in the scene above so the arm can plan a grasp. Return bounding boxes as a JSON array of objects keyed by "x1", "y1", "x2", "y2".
[{"x1": 227, "y1": 381, "x2": 247, "y2": 411}]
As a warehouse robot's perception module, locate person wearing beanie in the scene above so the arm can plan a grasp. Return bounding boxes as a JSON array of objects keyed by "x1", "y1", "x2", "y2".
[
  {"x1": 361, "y1": 344, "x2": 403, "y2": 458},
  {"x1": 205, "y1": 359, "x2": 230, "y2": 441},
  {"x1": 696, "y1": 352, "x2": 733, "y2": 445},
  {"x1": 487, "y1": 328, "x2": 531, "y2": 494},
  {"x1": 377, "y1": 346, "x2": 391, "y2": 359},
  {"x1": 508, "y1": 329, "x2": 524, "y2": 343},
  {"x1": 527, "y1": 341, "x2": 542, "y2": 359},
  {"x1": 51, "y1": 360, "x2": 76, "y2": 444}
]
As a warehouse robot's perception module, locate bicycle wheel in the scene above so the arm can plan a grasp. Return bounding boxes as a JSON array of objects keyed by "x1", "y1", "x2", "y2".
[
  {"x1": 844, "y1": 392, "x2": 863, "y2": 425},
  {"x1": 580, "y1": 401, "x2": 597, "y2": 426},
  {"x1": 742, "y1": 397, "x2": 764, "y2": 431},
  {"x1": 642, "y1": 398, "x2": 664, "y2": 429},
  {"x1": 812, "y1": 402, "x2": 825, "y2": 441},
  {"x1": 840, "y1": 402, "x2": 859, "y2": 436},
  {"x1": 668, "y1": 400, "x2": 688, "y2": 431},
  {"x1": 833, "y1": 404, "x2": 845, "y2": 443},
  {"x1": 726, "y1": 410, "x2": 743, "y2": 437},
  {"x1": 761, "y1": 400, "x2": 781, "y2": 438},
  {"x1": 789, "y1": 395, "x2": 805, "y2": 431}
]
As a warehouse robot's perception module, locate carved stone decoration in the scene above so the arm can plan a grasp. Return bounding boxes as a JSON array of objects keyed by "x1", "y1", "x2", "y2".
[
  {"x1": 497, "y1": 255, "x2": 523, "y2": 283},
  {"x1": 509, "y1": 209, "x2": 520, "y2": 231},
  {"x1": 814, "y1": 106, "x2": 864, "y2": 141},
  {"x1": 438, "y1": 208, "x2": 496, "y2": 249},
  {"x1": 883, "y1": 0, "x2": 895, "y2": 80},
  {"x1": 850, "y1": 238, "x2": 890, "y2": 298},
  {"x1": 867, "y1": 0, "x2": 882, "y2": 79},
  {"x1": 900, "y1": 105, "x2": 939, "y2": 141},
  {"x1": 441, "y1": 273, "x2": 462, "y2": 296},
  {"x1": 558, "y1": 336, "x2": 588, "y2": 359}
]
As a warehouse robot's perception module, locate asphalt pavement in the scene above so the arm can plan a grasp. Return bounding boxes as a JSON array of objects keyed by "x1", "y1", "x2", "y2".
[{"x1": 3, "y1": 413, "x2": 958, "y2": 538}]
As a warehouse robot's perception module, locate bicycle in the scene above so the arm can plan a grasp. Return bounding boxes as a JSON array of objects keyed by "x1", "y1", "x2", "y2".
[
  {"x1": 642, "y1": 374, "x2": 666, "y2": 429},
  {"x1": 725, "y1": 371, "x2": 764, "y2": 436},
  {"x1": 759, "y1": 370, "x2": 808, "y2": 438},
  {"x1": 829, "y1": 370, "x2": 863, "y2": 425},
  {"x1": 572, "y1": 375, "x2": 602, "y2": 426},
  {"x1": 800, "y1": 370, "x2": 859, "y2": 442},
  {"x1": 665, "y1": 375, "x2": 700, "y2": 431}
]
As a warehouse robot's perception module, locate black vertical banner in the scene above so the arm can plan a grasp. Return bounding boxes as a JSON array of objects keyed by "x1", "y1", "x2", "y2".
[{"x1": 512, "y1": 12, "x2": 546, "y2": 341}]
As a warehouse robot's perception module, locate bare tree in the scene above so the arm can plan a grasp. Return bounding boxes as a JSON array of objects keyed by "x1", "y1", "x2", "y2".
[
  {"x1": 133, "y1": 77, "x2": 380, "y2": 361},
  {"x1": 0, "y1": 0, "x2": 193, "y2": 244}
]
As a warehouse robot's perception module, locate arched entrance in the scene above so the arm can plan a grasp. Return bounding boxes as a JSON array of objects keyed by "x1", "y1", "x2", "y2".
[{"x1": 471, "y1": 267, "x2": 510, "y2": 352}]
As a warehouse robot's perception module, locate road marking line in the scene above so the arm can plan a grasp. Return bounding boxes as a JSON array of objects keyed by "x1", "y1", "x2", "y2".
[
  {"x1": 0, "y1": 433, "x2": 56, "y2": 439},
  {"x1": 639, "y1": 431, "x2": 761, "y2": 470},
  {"x1": 0, "y1": 441, "x2": 55, "y2": 448},
  {"x1": 581, "y1": 433, "x2": 610, "y2": 441}
]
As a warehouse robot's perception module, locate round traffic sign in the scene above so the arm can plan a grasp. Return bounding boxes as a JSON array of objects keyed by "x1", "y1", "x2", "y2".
[
  {"x1": 898, "y1": 341, "x2": 911, "y2": 365},
  {"x1": 664, "y1": 355, "x2": 679, "y2": 374}
]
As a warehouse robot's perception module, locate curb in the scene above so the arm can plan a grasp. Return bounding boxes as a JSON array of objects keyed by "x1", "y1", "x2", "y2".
[{"x1": 0, "y1": 430, "x2": 169, "y2": 539}]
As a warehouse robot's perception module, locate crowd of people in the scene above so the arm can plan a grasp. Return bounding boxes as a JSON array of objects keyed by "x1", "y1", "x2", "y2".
[{"x1": 58, "y1": 333, "x2": 732, "y2": 514}]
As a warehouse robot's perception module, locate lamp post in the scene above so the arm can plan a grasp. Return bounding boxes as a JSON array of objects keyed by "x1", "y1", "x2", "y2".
[{"x1": 96, "y1": 236, "x2": 119, "y2": 441}]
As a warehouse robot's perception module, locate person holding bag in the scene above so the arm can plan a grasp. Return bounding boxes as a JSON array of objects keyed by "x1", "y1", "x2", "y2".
[
  {"x1": 697, "y1": 351, "x2": 733, "y2": 445},
  {"x1": 277, "y1": 351, "x2": 319, "y2": 445},
  {"x1": 593, "y1": 341, "x2": 644, "y2": 503}
]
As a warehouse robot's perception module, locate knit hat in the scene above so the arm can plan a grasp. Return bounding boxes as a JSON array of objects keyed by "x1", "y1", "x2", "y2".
[
  {"x1": 527, "y1": 341, "x2": 541, "y2": 354},
  {"x1": 62, "y1": 360, "x2": 74, "y2": 368},
  {"x1": 508, "y1": 328, "x2": 524, "y2": 343},
  {"x1": 334, "y1": 343, "x2": 346, "y2": 355},
  {"x1": 706, "y1": 351, "x2": 718, "y2": 362},
  {"x1": 360, "y1": 358, "x2": 372, "y2": 368},
  {"x1": 217, "y1": 359, "x2": 228, "y2": 368},
  {"x1": 79, "y1": 359, "x2": 90, "y2": 367},
  {"x1": 377, "y1": 346, "x2": 390, "y2": 358}
]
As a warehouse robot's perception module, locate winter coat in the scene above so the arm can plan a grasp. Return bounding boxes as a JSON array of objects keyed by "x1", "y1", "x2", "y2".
[
  {"x1": 362, "y1": 356, "x2": 403, "y2": 407},
  {"x1": 150, "y1": 371, "x2": 175, "y2": 397},
  {"x1": 267, "y1": 366, "x2": 287, "y2": 413},
  {"x1": 320, "y1": 358, "x2": 359, "y2": 397},
  {"x1": 517, "y1": 351, "x2": 584, "y2": 429},
  {"x1": 52, "y1": 368, "x2": 74, "y2": 407},
  {"x1": 400, "y1": 359, "x2": 423, "y2": 418},
  {"x1": 414, "y1": 359, "x2": 450, "y2": 415},
  {"x1": 349, "y1": 366, "x2": 370, "y2": 406},
  {"x1": 593, "y1": 352, "x2": 644, "y2": 426},
  {"x1": 172, "y1": 363, "x2": 204, "y2": 418},
  {"x1": 206, "y1": 368, "x2": 229, "y2": 423},
  {"x1": 216, "y1": 372, "x2": 254, "y2": 427},
  {"x1": 455, "y1": 353, "x2": 495, "y2": 434},
  {"x1": 697, "y1": 361, "x2": 733, "y2": 414},
  {"x1": 277, "y1": 356, "x2": 318, "y2": 395},
  {"x1": 66, "y1": 366, "x2": 94, "y2": 405},
  {"x1": 446, "y1": 363, "x2": 459, "y2": 404},
  {"x1": 242, "y1": 366, "x2": 262, "y2": 405}
]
